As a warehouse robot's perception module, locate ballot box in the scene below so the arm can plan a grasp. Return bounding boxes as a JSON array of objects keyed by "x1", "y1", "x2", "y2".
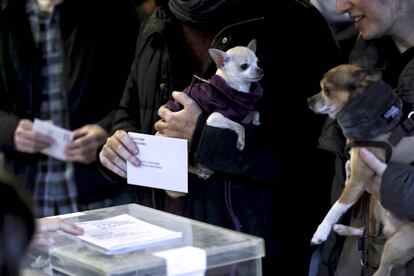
[{"x1": 22, "y1": 203, "x2": 265, "y2": 275}]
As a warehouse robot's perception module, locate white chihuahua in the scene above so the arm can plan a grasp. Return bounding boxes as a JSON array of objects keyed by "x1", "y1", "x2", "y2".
[{"x1": 166, "y1": 39, "x2": 264, "y2": 181}]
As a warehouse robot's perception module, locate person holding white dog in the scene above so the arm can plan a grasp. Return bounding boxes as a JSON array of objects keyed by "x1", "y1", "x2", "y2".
[{"x1": 98, "y1": 0, "x2": 343, "y2": 274}]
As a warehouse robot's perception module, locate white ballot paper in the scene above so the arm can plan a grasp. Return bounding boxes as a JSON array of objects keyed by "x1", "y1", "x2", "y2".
[
  {"x1": 127, "y1": 132, "x2": 188, "y2": 193},
  {"x1": 33, "y1": 119, "x2": 74, "y2": 161},
  {"x1": 74, "y1": 214, "x2": 182, "y2": 255}
]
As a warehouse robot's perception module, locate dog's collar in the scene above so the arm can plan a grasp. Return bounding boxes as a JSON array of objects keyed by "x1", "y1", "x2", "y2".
[{"x1": 336, "y1": 80, "x2": 402, "y2": 141}]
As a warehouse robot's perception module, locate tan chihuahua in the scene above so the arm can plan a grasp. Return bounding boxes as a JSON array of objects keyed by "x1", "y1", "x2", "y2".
[{"x1": 308, "y1": 64, "x2": 414, "y2": 276}]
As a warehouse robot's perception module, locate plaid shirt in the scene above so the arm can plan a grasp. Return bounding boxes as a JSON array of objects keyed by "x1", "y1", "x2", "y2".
[{"x1": 26, "y1": 0, "x2": 78, "y2": 217}]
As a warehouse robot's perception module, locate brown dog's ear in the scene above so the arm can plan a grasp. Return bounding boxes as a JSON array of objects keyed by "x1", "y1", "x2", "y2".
[
  {"x1": 247, "y1": 39, "x2": 257, "y2": 53},
  {"x1": 355, "y1": 68, "x2": 382, "y2": 92},
  {"x1": 361, "y1": 68, "x2": 382, "y2": 83},
  {"x1": 208, "y1": 48, "x2": 229, "y2": 68}
]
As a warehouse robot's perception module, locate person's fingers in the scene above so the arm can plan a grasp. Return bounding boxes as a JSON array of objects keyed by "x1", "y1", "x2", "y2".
[
  {"x1": 172, "y1": 91, "x2": 193, "y2": 107},
  {"x1": 108, "y1": 131, "x2": 140, "y2": 166},
  {"x1": 37, "y1": 218, "x2": 83, "y2": 235},
  {"x1": 32, "y1": 233, "x2": 55, "y2": 246},
  {"x1": 99, "y1": 150, "x2": 127, "y2": 178},
  {"x1": 66, "y1": 149, "x2": 96, "y2": 164},
  {"x1": 71, "y1": 125, "x2": 89, "y2": 139},
  {"x1": 359, "y1": 148, "x2": 386, "y2": 175},
  {"x1": 19, "y1": 119, "x2": 34, "y2": 130},
  {"x1": 15, "y1": 125, "x2": 52, "y2": 144},
  {"x1": 66, "y1": 135, "x2": 91, "y2": 151},
  {"x1": 154, "y1": 119, "x2": 167, "y2": 133},
  {"x1": 157, "y1": 105, "x2": 172, "y2": 121},
  {"x1": 15, "y1": 132, "x2": 53, "y2": 152},
  {"x1": 57, "y1": 220, "x2": 84, "y2": 235}
]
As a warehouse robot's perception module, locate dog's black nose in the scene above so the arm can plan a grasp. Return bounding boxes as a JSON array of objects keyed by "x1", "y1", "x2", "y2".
[{"x1": 307, "y1": 97, "x2": 315, "y2": 109}]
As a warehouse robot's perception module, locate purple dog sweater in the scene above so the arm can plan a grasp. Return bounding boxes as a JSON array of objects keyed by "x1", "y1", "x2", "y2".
[{"x1": 166, "y1": 75, "x2": 263, "y2": 121}]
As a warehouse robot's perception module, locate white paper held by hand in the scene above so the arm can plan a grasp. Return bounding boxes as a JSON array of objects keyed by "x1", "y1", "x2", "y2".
[
  {"x1": 127, "y1": 132, "x2": 188, "y2": 193},
  {"x1": 33, "y1": 119, "x2": 74, "y2": 161}
]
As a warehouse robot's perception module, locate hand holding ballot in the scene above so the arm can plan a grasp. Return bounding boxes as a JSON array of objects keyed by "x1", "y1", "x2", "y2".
[
  {"x1": 99, "y1": 131, "x2": 188, "y2": 193},
  {"x1": 65, "y1": 124, "x2": 108, "y2": 164},
  {"x1": 31, "y1": 119, "x2": 74, "y2": 161},
  {"x1": 99, "y1": 130, "x2": 141, "y2": 178},
  {"x1": 14, "y1": 119, "x2": 54, "y2": 154}
]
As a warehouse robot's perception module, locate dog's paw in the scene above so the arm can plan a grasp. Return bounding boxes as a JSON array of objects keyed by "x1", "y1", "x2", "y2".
[
  {"x1": 234, "y1": 125, "x2": 245, "y2": 151},
  {"x1": 237, "y1": 138, "x2": 245, "y2": 151},
  {"x1": 252, "y1": 111, "x2": 261, "y2": 126},
  {"x1": 197, "y1": 167, "x2": 214, "y2": 180},
  {"x1": 189, "y1": 164, "x2": 214, "y2": 180},
  {"x1": 333, "y1": 224, "x2": 363, "y2": 236},
  {"x1": 311, "y1": 223, "x2": 332, "y2": 245}
]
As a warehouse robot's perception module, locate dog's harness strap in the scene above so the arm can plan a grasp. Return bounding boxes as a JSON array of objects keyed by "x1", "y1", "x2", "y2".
[
  {"x1": 388, "y1": 114, "x2": 414, "y2": 146},
  {"x1": 345, "y1": 141, "x2": 392, "y2": 163}
]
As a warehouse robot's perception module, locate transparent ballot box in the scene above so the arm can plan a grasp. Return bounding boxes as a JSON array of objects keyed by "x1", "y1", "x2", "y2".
[{"x1": 23, "y1": 204, "x2": 265, "y2": 275}]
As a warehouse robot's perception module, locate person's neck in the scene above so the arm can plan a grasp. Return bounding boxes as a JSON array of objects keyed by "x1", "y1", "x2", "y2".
[
  {"x1": 391, "y1": 9, "x2": 414, "y2": 53},
  {"x1": 181, "y1": 23, "x2": 216, "y2": 74}
]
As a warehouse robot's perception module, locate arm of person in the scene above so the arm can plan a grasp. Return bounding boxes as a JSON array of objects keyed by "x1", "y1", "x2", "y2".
[
  {"x1": 360, "y1": 148, "x2": 414, "y2": 219},
  {"x1": 33, "y1": 217, "x2": 84, "y2": 245},
  {"x1": 65, "y1": 124, "x2": 108, "y2": 164},
  {"x1": 155, "y1": 92, "x2": 280, "y2": 181},
  {"x1": 36, "y1": 217, "x2": 84, "y2": 235},
  {"x1": 96, "y1": 60, "x2": 144, "y2": 180},
  {"x1": 97, "y1": 28, "x2": 170, "y2": 180}
]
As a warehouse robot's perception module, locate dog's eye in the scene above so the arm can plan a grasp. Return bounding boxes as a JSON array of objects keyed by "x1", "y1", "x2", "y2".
[
  {"x1": 323, "y1": 85, "x2": 332, "y2": 96},
  {"x1": 240, "y1": 63, "x2": 249, "y2": 71}
]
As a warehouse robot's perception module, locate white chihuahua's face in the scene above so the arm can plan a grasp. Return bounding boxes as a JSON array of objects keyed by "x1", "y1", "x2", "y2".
[
  {"x1": 222, "y1": 46, "x2": 263, "y2": 83},
  {"x1": 209, "y1": 40, "x2": 263, "y2": 93}
]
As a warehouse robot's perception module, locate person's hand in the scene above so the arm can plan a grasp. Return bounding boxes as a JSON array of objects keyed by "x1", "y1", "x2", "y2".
[
  {"x1": 34, "y1": 217, "x2": 84, "y2": 245},
  {"x1": 359, "y1": 147, "x2": 386, "y2": 196},
  {"x1": 154, "y1": 91, "x2": 202, "y2": 141},
  {"x1": 99, "y1": 130, "x2": 140, "y2": 178},
  {"x1": 65, "y1": 124, "x2": 108, "y2": 164},
  {"x1": 13, "y1": 119, "x2": 54, "y2": 153}
]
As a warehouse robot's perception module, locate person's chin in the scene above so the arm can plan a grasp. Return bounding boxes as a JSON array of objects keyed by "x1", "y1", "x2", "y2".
[{"x1": 359, "y1": 26, "x2": 382, "y2": 41}]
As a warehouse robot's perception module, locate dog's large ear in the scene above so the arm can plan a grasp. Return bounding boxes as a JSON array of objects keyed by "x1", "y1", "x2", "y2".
[
  {"x1": 355, "y1": 68, "x2": 383, "y2": 92},
  {"x1": 247, "y1": 39, "x2": 257, "y2": 53},
  {"x1": 361, "y1": 68, "x2": 382, "y2": 83},
  {"x1": 208, "y1": 48, "x2": 229, "y2": 68}
]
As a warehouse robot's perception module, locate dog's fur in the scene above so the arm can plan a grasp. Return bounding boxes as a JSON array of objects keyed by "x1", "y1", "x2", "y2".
[
  {"x1": 166, "y1": 39, "x2": 263, "y2": 180},
  {"x1": 206, "y1": 39, "x2": 263, "y2": 148},
  {"x1": 307, "y1": 64, "x2": 414, "y2": 276}
]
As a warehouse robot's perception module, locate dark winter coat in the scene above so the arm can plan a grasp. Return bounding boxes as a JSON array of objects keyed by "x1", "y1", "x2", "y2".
[
  {"x1": 0, "y1": 0, "x2": 138, "y2": 203},
  {"x1": 101, "y1": 1, "x2": 342, "y2": 274}
]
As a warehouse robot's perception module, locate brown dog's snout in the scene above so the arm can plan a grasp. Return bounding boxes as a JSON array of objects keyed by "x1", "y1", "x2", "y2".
[{"x1": 307, "y1": 95, "x2": 316, "y2": 110}]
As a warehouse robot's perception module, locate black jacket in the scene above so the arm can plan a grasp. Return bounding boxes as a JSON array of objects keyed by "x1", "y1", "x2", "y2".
[
  {"x1": 102, "y1": 1, "x2": 341, "y2": 274},
  {"x1": 0, "y1": 0, "x2": 138, "y2": 203}
]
